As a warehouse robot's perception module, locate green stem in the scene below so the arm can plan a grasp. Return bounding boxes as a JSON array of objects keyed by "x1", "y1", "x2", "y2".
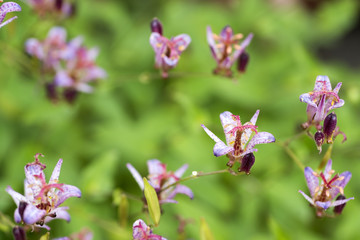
[
  {"x1": 277, "y1": 141, "x2": 305, "y2": 170},
  {"x1": 317, "y1": 144, "x2": 333, "y2": 172},
  {"x1": 161, "y1": 168, "x2": 244, "y2": 192}
]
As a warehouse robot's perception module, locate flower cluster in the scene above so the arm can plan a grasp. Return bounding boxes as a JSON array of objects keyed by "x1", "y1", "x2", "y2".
[
  {"x1": 207, "y1": 25, "x2": 253, "y2": 77},
  {"x1": 299, "y1": 159, "x2": 353, "y2": 217},
  {"x1": 300, "y1": 75, "x2": 346, "y2": 152},
  {"x1": 6, "y1": 154, "x2": 81, "y2": 230},
  {"x1": 0, "y1": 1, "x2": 21, "y2": 29},
  {"x1": 202, "y1": 110, "x2": 275, "y2": 174},
  {"x1": 133, "y1": 219, "x2": 167, "y2": 240},
  {"x1": 127, "y1": 159, "x2": 194, "y2": 205},
  {"x1": 25, "y1": 0, "x2": 75, "y2": 19},
  {"x1": 26, "y1": 26, "x2": 107, "y2": 103},
  {"x1": 149, "y1": 18, "x2": 191, "y2": 79}
]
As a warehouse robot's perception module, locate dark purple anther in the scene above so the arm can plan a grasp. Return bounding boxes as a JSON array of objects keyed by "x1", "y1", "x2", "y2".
[
  {"x1": 55, "y1": 0, "x2": 63, "y2": 11},
  {"x1": 12, "y1": 226, "x2": 27, "y2": 240},
  {"x1": 323, "y1": 112, "x2": 337, "y2": 142},
  {"x1": 237, "y1": 51, "x2": 249, "y2": 73},
  {"x1": 150, "y1": 18, "x2": 163, "y2": 35},
  {"x1": 18, "y1": 201, "x2": 28, "y2": 221},
  {"x1": 334, "y1": 195, "x2": 347, "y2": 215},
  {"x1": 239, "y1": 153, "x2": 255, "y2": 174}
]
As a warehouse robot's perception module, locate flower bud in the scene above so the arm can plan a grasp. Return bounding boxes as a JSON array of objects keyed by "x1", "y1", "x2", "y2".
[
  {"x1": 46, "y1": 82, "x2": 58, "y2": 102},
  {"x1": 18, "y1": 201, "x2": 28, "y2": 221},
  {"x1": 63, "y1": 88, "x2": 78, "y2": 103},
  {"x1": 314, "y1": 131, "x2": 325, "y2": 153},
  {"x1": 323, "y1": 112, "x2": 337, "y2": 143},
  {"x1": 238, "y1": 153, "x2": 255, "y2": 174},
  {"x1": 237, "y1": 51, "x2": 249, "y2": 73},
  {"x1": 150, "y1": 18, "x2": 163, "y2": 35},
  {"x1": 12, "y1": 226, "x2": 26, "y2": 240},
  {"x1": 334, "y1": 195, "x2": 346, "y2": 215},
  {"x1": 55, "y1": 0, "x2": 63, "y2": 11}
]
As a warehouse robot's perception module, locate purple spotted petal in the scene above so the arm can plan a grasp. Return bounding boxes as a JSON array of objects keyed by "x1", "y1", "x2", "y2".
[
  {"x1": 213, "y1": 141, "x2": 233, "y2": 157},
  {"x1": 163, "y1": 55, "x2": 179, "y2": 67},
  {"x1": 315, "y1": 201, "x2": 332, "y2": 210},
  {"x1": 328, "y1": 99, "x2": 344, "y2": 111},
  {"x1": 6, "y1": 186, "x2": 27, "y2": 206},
  {"x1": 250, "y1": 109, "x2": 259, "y2": 125},
  {"x1": 304, "y1": 167, "x2": 319, "y2": 198},
  {"x1": 45, "y1": 206, "x2": 70, "y2": 223},
  {"x1": 126, "y1": 163, "x2": 144, "y2": 190},
  {"x1": 55, "y1": 184, "x2": 81, "y2": 208},
  {"x1": 229, "y1": 33, "x2": 254, "y2": 67},
  {"x1": 159, "y1": 199, "x2": 178, "y2": 204},
  {"x1": 201, "y1": 124, "x2": 222, "y2": 143},
  {"x1": 22, "y1": 204, "x2": 47, "y2": 225},
  {"x1": 25, "y1": 38, "x2": 45, "y2": 59},
  {"x1": 0, "y1": 2, "x2": 21, "y2": 27},
  {"x1": 299, "y1": 93, "x2": 317, "y2": 108},
  {"x1": 49, "y1": 159, "x2": 62, "y2": 184},
  {"x1": 147, "y1": 159, "x2": 165, "y2": 176},
  {"x1": 14, "y1": 208, "x2": 21, "y2": 223},
  {"x1": 323, "y1": 159, "x2": 332, "y2": 180},
  {"x1": 219, "y1": 111, "x2": 237, "y2": 146},
  {"x1": 328, "y1": 171, "x2": 352, "y2": 199},
  {"x1": 173, "y1": 34, "x2": 191, "y2": 53},
  {"x1": 314, "y1": 75, "x2": 331, "y2": 92},
  {"x1": 299, "y1": 190, "x2": 314, "y2": 205},
  {"x1": 333, "y1": 82, "x2": 342, "y2": 94},
  {"x1": 174, "y1": 164, "x2": 188, "y2": 178},
  {"x1": 54, "y1": 70, "x2": 73, "y2": 87},
  {"x1": 330, "y1": 197, "x2": 354, "y2": 207},
  {"x1": 206, "y1": 26, "x2": 219, "y2": 62},
  {"x1": 166, "y1": 185, "x2": 194, "y2": 200},
  {"x1": 313, "y1": 95, "x2": 326, "y2": 122},
  {"x1": 245, "y1": 132, "x2": 275, "y2": 153}
]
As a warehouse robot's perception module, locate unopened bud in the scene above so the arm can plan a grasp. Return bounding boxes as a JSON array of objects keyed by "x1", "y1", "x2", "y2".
[
  {"x1": 323, "y1": 112, "x2": 337, "y2": 143},
  {"x1": 314, "y1": 131, "x2": 325, "y2": 153},
  {"x1": 238, "y1": 153, "x2": 255, "y2": 174},
  {"x1": 55, "y1": 0, "x2": 63, "y2": 11},
  {"x1": 18, "y1": 201, "x2": 28, "y2": 222},
  {"x1": 12, "y1": 226, "x2": 26, "y2": 240},
  {"x1": 237, "y1": 51, "x2": 249, "y2": 73},
  {"x1": 334, "y1": 195, "x2": 347, "y2": 215},
  {"x1": 150, "y1": 18, "x2": 163, "y2": 35},
  {"x1": 45, "y1": 82, "x2": 58, "y2": 102},
  {"x1": 63, "y1": 88, "x2": 78, "y2": 103}
]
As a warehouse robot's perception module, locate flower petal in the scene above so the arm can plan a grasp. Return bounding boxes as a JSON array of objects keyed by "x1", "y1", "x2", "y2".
[
  {"x1": 219, "y1": 111, "x2": 237, "y2": 146},
  {"x1": 22, "y1": 204, "x2": 47, "y2": 225},
  {"x1": 329, "y1": 171, "x2": 352, "y2": 199},
  {"x1": 6, "y1": 186, "x2": 27, "y2": 206},
  {"x1": 126, "y1": 163, "x2": 144, "y2": 190},
  {"x1": 14, "y1": 208, "x2": 22, "y2": 223},
  {"x1": 229, "y1": 33, "x2": 253, "y2": 67},
  {"x1": 333, "y1": 82, "x2": 342, "y2": 94},
  {"x1": 323, "y1": 159, "x2": 332, "y2": 180},
  {"x1": 174, "y1": 164, "x2": 188, "y2": 178},
  {"x1": 25, "y1": 39, "x2": 45, "y2": 60},
  {"x1": 49, "y1": 159, "x2": 63, "y2": 184},
  {"x1": 299, "y1": 190, "x2": 314, "y2": 205},
  {"x1": 299, "y1": 93, "x2": 317, "y2": 108},
  {"x1": 54, "y1": 70, "x2": 73, "y2": 87},
  {"x1": 166, "y1": 185, "x2": 194, "y2": 200},
  {"x1": 314, "y1": 76, "x2": 331, "y2": 92},
  {"x1": 133, "y1": 219, "x2": 150, "y2": 239},
  {"x1": 315, "y1": 201, "x2": 332, "y2": 210},
  {"x1": 250, "y1": 110, "x2": 260, "y2": 125},
  {"x1": 330, "y1": 196, "x2": 354, "y2": 207},
  {"x1": 45, "y1": 206, "x2": 70, "y2": 223},
  {"x1": 245, "y1": 132, "x2": 275, "y2": 153},
  {"x1": 55, "y1": 184, "x2": 81, "y2": 208},
  {"x1": 304, "y1": 167, "x2": 319, "y2": 198},
  {"x1": 213, "y1": 141, "x2": 233, "y2": 157},
  {"x1": 0, "y1": 2, "x2": 21, "y2": 25},
  {"x1": 201, "y1": 124, "x2": 222, "y2": 143}
]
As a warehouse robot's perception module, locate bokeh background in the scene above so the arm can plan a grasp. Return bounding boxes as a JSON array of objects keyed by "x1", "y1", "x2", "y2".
[{"x1": 1, "y1": 0, "x2": 360, "y2": 239}]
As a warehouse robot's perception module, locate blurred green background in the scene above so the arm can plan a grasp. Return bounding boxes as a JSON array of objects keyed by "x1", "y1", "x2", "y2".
[{"x1": 1, "y1": 0, "x2": 360, "y2": 239}]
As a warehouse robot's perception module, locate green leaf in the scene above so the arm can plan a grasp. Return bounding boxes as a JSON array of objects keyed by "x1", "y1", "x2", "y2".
[
  {"x1": 143, "y1": 177, "x2": 161, "y2": 226},
  {"x1": 200, "y1": 217, "x2": 214, "y2": 240}
]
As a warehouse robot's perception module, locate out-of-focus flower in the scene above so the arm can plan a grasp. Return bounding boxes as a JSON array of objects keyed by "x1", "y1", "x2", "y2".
[
  {"x1": 299, "y1": 159, "x2": 354, "y2": 217},
  {"x1": 299, "y1": 75, "x2": 344, "y2": 129},
  {"x1": 207, "y1": 25, "x2": 253, "y2": 77},
  {"x1": 133, "y1": 219, "x2": 167, "y2": 240},
  {"x1": 52, "y1": 228, "x2": 93, "y2": 240},
  {"x1": 202, "y1": 110, "x2": 275, "y2": 173},
  {"x1": 0, "y1": 2, "x2": 21, "y2": 29},
  {"x1": 25, "y1": 26, "x2": 106, "y2": 103},
  {"x1": 6, "y1": 154, "x2": 81, "y2": 230},
  {"x1": 149, "y1": 18, "x2": 191, "y2": 78},
  {"x1": 127, "y1": 159, "x2": 193, "y2": 204},
  {"x1": 25, "y1": 0, "x2": 75, "y2": 19},
  {"x1": 12, "y1": 226, "x2": 26, "y2": 240}
]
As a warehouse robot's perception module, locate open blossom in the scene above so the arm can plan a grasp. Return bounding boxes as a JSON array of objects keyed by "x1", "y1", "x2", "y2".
[
  {"x1": 25, "y1": 26, "x2": 106, "y2": 102},
  {"x1": 207, "y1": 25, "x2": 253, "y2": 77},
  {"x1": 52, "y1": 228, "x2": 93, "y2": 240},
  {"x1": 133, "y1": 219, "x2": 167, "y2": 240},
  {"x1": 6, "y1": 154, "x2": 81, "y2": 230},
  {"x1": 299, "y1": 75, "x2": 344, "y2": 129},
  {"x1": 127, "y1": 159, "x2": 193, "y2": 204},
  {"x1": 202, "y1": 110, "x2": 275, "y2": 173},
  {"x1": 0, "y1": 2, "x2": 21, "y2": 29},
  {"x1": 299, "y1": 159, "x2": 354, "y2": 217},
  {"x1": 25, "y1": 0, "x2": 75, "y2": 19},
  {"x1": 149, "y1": 18, "x2": 191, "y2": 78}
]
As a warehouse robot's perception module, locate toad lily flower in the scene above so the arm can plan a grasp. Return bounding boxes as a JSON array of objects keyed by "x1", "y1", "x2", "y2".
[
  {"x1": 133, "y1": 219, "x2": 167, "y2": 240},
  {"x1": 299, "y1": 159, "x2": 354, "y2": 217},
  {"x1": 149, "y1": 18, "x2": 191, "y2": 78},
  {"x1": 127, "y1": 159, "x2": 194, "y2": 204},
  {"x1": 299, "y1": 75, "x2": 344, "y2": 129},
  {"x1": 25, "y1": 0, "x2": 75, "y2": 19},
  {"x1": 201, "y1": 110, "x2": 275, "y2": 173},
  {"x1": 0, "y1": 2, "x2": 21, "y2": 29},
  {"x1": 6, "y1": 154, "x2": 81, "y2": 230},
  {"x1": 207, "y1": 25, "x2": 253, "y2": 77}
]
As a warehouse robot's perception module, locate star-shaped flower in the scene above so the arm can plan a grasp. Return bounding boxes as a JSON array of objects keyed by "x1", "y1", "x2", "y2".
[
  {"x1": 299, "y1": 75, "x2": 344, "y2": 129},
  {"x1": 299, "y1": 159, "x2": 354, "y2": 217},
  {"x1": 133, "y1": 219, "x2": 167, "y2": 240},
  {"x1": 6, "y1": 154, "x2": 81, "y2": 230},
  {"x1": 127, "y1": 159, "x2": 193, "y2": 204},
  {"x1": 202, "y1": 110, "x2": 275, "y2": 173},
  {"x1": 207, "y1": 25, "x2": 253, "y2": 77}
]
